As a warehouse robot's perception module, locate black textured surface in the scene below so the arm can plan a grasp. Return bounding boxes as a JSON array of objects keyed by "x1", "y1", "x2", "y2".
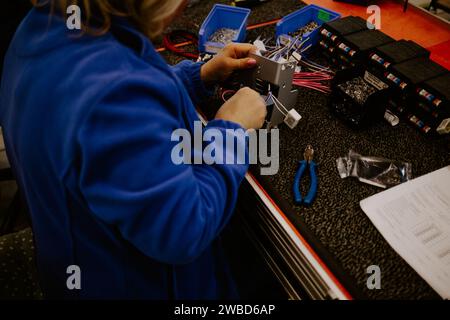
[
  {"x1": 266, "y1": 88, "x2": 449, "y2": 300},
  {"x1": 392, "y1": 57, "x2": 448, "y2": 85},
  {"x1": 423, "y1": 73, "x2": 450, "y2": 101},
  {"x1": 343, "y1": 30, "x2": 394, "y2": 52},
  {"x1": 323, "y1": 16, "x2": 368, "y2": 36},
  {"x1": 163, "y1": 0, "x2": 450, "y2": 299},
  {"x1": 375, "y1": 40, "x2": 430, "y2": 65}
]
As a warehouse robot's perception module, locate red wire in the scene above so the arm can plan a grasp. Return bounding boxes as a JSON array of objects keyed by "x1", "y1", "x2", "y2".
[
  {"x1": 163, "y1": 30, "x2": 199, "y2": 60},
  {"x1": 292, "y1": 72, "x2": 332, "y2": 93}
]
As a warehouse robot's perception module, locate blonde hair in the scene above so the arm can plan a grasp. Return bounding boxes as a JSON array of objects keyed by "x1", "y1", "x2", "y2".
[{"x1": 32, "y1": 0, "x2": 184, "y2": 39}]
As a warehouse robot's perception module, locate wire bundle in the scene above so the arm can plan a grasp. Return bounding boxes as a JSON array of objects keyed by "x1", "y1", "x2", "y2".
[
  {"x1": 295, "y1": 57, "x2": 334, "y2": 93},
  {"x1": 292, "y1": 71, "x2": 333, "y2": 94},
  {"x1": 261, "y1": 36, "x2": 311, "y2": 62},
  {"x1": 254, "y1": 34, "x2": 334, "y2": 94},
  {"x1": 266, "y1": 91, "x2": 290, "y2": 117}
]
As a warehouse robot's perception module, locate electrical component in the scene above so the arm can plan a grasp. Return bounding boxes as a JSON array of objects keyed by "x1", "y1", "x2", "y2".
[
  {"x1": 266, "y1": 92, "x2": 302, "y2": 129},
  {"x1": 284, "y1": 109, "x2": 302, "y2": 129},
  {"x1": 258, "y1": 34, "x2": 311, "y2": 62},
  {"x1": 335, "y1": 30, "x2": 395, "y2": 68},
  {"x1": 384, "y1": 109, "x2": 400, "y2": 127},
  {"x1": 319, "y1": 16, "x2": 369, "y2": 62},
  {"x1": 239, "y1": 52, "x2": 299, "y2": 129},
  {"x1": 407, "y1": 73, "x2": 450, "y2": 135},
  {"x1": 368, "y1": 40, "x2": 430, "y2": 77},
  {"x1": 321, "y1": 16, "x2": 369, "y2": 43},
  {"x1": 251, "y1": 35, "x2": 334, "y2": 94},
  {"x1": 385, "y1": 57, "x2": 448, "y2": 116},
  {"x1": 437, "y1": 118, "x2": 450, "y2": 135}
]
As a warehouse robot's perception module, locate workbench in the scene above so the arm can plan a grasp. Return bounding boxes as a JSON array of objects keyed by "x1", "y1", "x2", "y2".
[{"x1": 161, "y1": 0, "x2": 450, "y2": 299}]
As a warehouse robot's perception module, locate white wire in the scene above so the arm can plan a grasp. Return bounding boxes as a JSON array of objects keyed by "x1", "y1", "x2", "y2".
[
  {"x1": 266, "y1": 92, "x2": 286, "y2": 115},
  {"x1": 273, "y1": 101, "x2": 288, "y2": 116},
  {"x1": 269, "y1": 92, "x2": 289, "y2": 115}
]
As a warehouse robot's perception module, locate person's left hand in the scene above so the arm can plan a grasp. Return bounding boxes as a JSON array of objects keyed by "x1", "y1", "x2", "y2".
[{"x1": 200, "y1": 43, "x2": 258, "y2": 84}]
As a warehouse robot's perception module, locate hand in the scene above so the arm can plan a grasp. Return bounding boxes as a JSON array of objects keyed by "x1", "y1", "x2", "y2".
[
  {"x1": 200, "y1": 43, "x2": 258, "y2": 83},
  {"x1": 215, "y1": 87, "x2": 267, "y2": 130}
]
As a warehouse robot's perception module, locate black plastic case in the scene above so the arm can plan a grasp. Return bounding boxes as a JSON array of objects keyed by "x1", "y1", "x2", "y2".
[
  {"x1": 407, "y1": 73, "x2": 450, "y2": 134},
  {"x1": 319, "y1": 16, "x2": 369, "y2": 63},
  {"x1": 367, "y1": 40, "x2": 430, "y2": 79},
  {"x1": 385, "y1": 57, "x2": 448, "y2": 115},
  {"x1": 329, "y1": 66, "x2": 391, "y2": 128},
  {"x1": 335, "y1": 30, "x2": 395, "y2": 68}
]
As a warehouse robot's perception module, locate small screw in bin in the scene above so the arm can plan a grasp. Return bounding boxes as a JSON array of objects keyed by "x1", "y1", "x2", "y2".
[
  {"x1": 276, "y1": 5, "x2": 341, "y2": 50},
  {"x1": 198, "y1": 4, "x2": 251, "y2": 54}
]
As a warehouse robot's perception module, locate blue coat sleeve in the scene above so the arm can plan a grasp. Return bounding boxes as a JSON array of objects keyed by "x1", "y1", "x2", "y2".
[
  {"x1": 171, "y1": 60, "x2": 214, "y2": 105},
  {"x1": 77, "y1": 71, "x2": 248, "y2": 265}
]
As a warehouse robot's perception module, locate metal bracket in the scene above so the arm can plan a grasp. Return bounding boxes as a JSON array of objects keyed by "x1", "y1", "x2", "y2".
[{"x1": 241, "y1": 53, "x2": 299, "y2": 129}]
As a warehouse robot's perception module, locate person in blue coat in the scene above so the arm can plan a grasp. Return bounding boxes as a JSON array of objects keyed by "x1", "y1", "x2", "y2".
[{"x1": 0, "y1": 0, "x2": 267, "y2": 299}]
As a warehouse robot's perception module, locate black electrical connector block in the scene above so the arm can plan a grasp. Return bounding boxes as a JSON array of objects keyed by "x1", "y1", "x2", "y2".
[
  {"x1": 407, "y1": 73, "x2": 450, "y2": 135},
  {"x1": 335, "y1": 30, "x2": 394, "y2": 68},
  {"x1": 321, "y1": 16, "x2": 369, "y2": 40},
  {"x1": 367, "y1": 40, "x2": 430, "y2": 79},
  {"x1": 421, "y1": 73, "x2": 450, "y2": 103},
  {"x1": 319, "y1": 16, "x2": 369, "y2": 62},
  {"x1": 384, "y1": 57, "x2": 448, "y2": 132},
  {"x1": 387, "y1": 57, "x2": 447, "y2": 92},
  {"x1": 374, "y1": 40, "x2": 430, "y2": 65}
]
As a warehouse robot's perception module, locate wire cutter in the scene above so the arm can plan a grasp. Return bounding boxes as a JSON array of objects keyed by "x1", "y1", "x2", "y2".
[{"x1": 293, "y1": 145, "x2": 318, "y2": 206}]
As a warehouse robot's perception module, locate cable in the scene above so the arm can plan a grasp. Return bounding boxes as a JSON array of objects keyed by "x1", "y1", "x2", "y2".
[
  {"x1": 162, "y1": 30, "x2": 199, "y2": 60},
  {"x1": 221, "y1": 89, "x2": 236, "y2": 102},
  {"x1": 267, "y1": 92, "x2": 289, "y2": 116},
  {"x1": 292, "y1": 71, "x2": 332, "y2": 94}
]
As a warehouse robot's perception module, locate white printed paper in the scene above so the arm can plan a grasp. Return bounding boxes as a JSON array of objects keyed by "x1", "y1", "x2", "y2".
[{"x1": 360, "y1": 166, "x2": 450, "y2": 299}]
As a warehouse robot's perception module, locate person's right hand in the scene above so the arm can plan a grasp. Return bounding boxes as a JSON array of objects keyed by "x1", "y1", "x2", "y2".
[{"x1": 215, "y1": 87, "x2": 267, "y2": 130}]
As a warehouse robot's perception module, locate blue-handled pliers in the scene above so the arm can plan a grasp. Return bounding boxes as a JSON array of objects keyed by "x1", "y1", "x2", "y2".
[{"x1": 293, "y1": 145, "x2": 318, "y2": 206}]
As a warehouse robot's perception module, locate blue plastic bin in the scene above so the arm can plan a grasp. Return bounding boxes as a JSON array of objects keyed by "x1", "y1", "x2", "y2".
[
  {"x1": 276, "y1": 5, "x2": 341, "y2": 49},
  {"x1": 198, "y1": 4, "x2": 251, "y2": 54}
]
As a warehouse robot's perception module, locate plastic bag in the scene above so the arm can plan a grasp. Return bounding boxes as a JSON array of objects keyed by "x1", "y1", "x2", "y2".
[{"x1": 336, "y1": 150, "x2": 412, "y2": 188}]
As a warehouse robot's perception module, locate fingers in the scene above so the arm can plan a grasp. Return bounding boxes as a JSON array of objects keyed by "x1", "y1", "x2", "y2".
[
  {"x1": 216, "y1": 86, "x2": 267, "y2": 129},
  {"x1": 237, "y1": 86, "x2": 259, "y2": 97},
  {"x1": 229, "y1": 57, "x2": 257, "y2": 70},
  {"x1": 224, "y1": 43, "x2": 258, "y2": 58}
]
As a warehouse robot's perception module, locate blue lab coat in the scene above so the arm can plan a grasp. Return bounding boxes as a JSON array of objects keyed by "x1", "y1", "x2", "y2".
[{"x1": 0, "y1": 8, "x2": 248, "y2": 299}]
